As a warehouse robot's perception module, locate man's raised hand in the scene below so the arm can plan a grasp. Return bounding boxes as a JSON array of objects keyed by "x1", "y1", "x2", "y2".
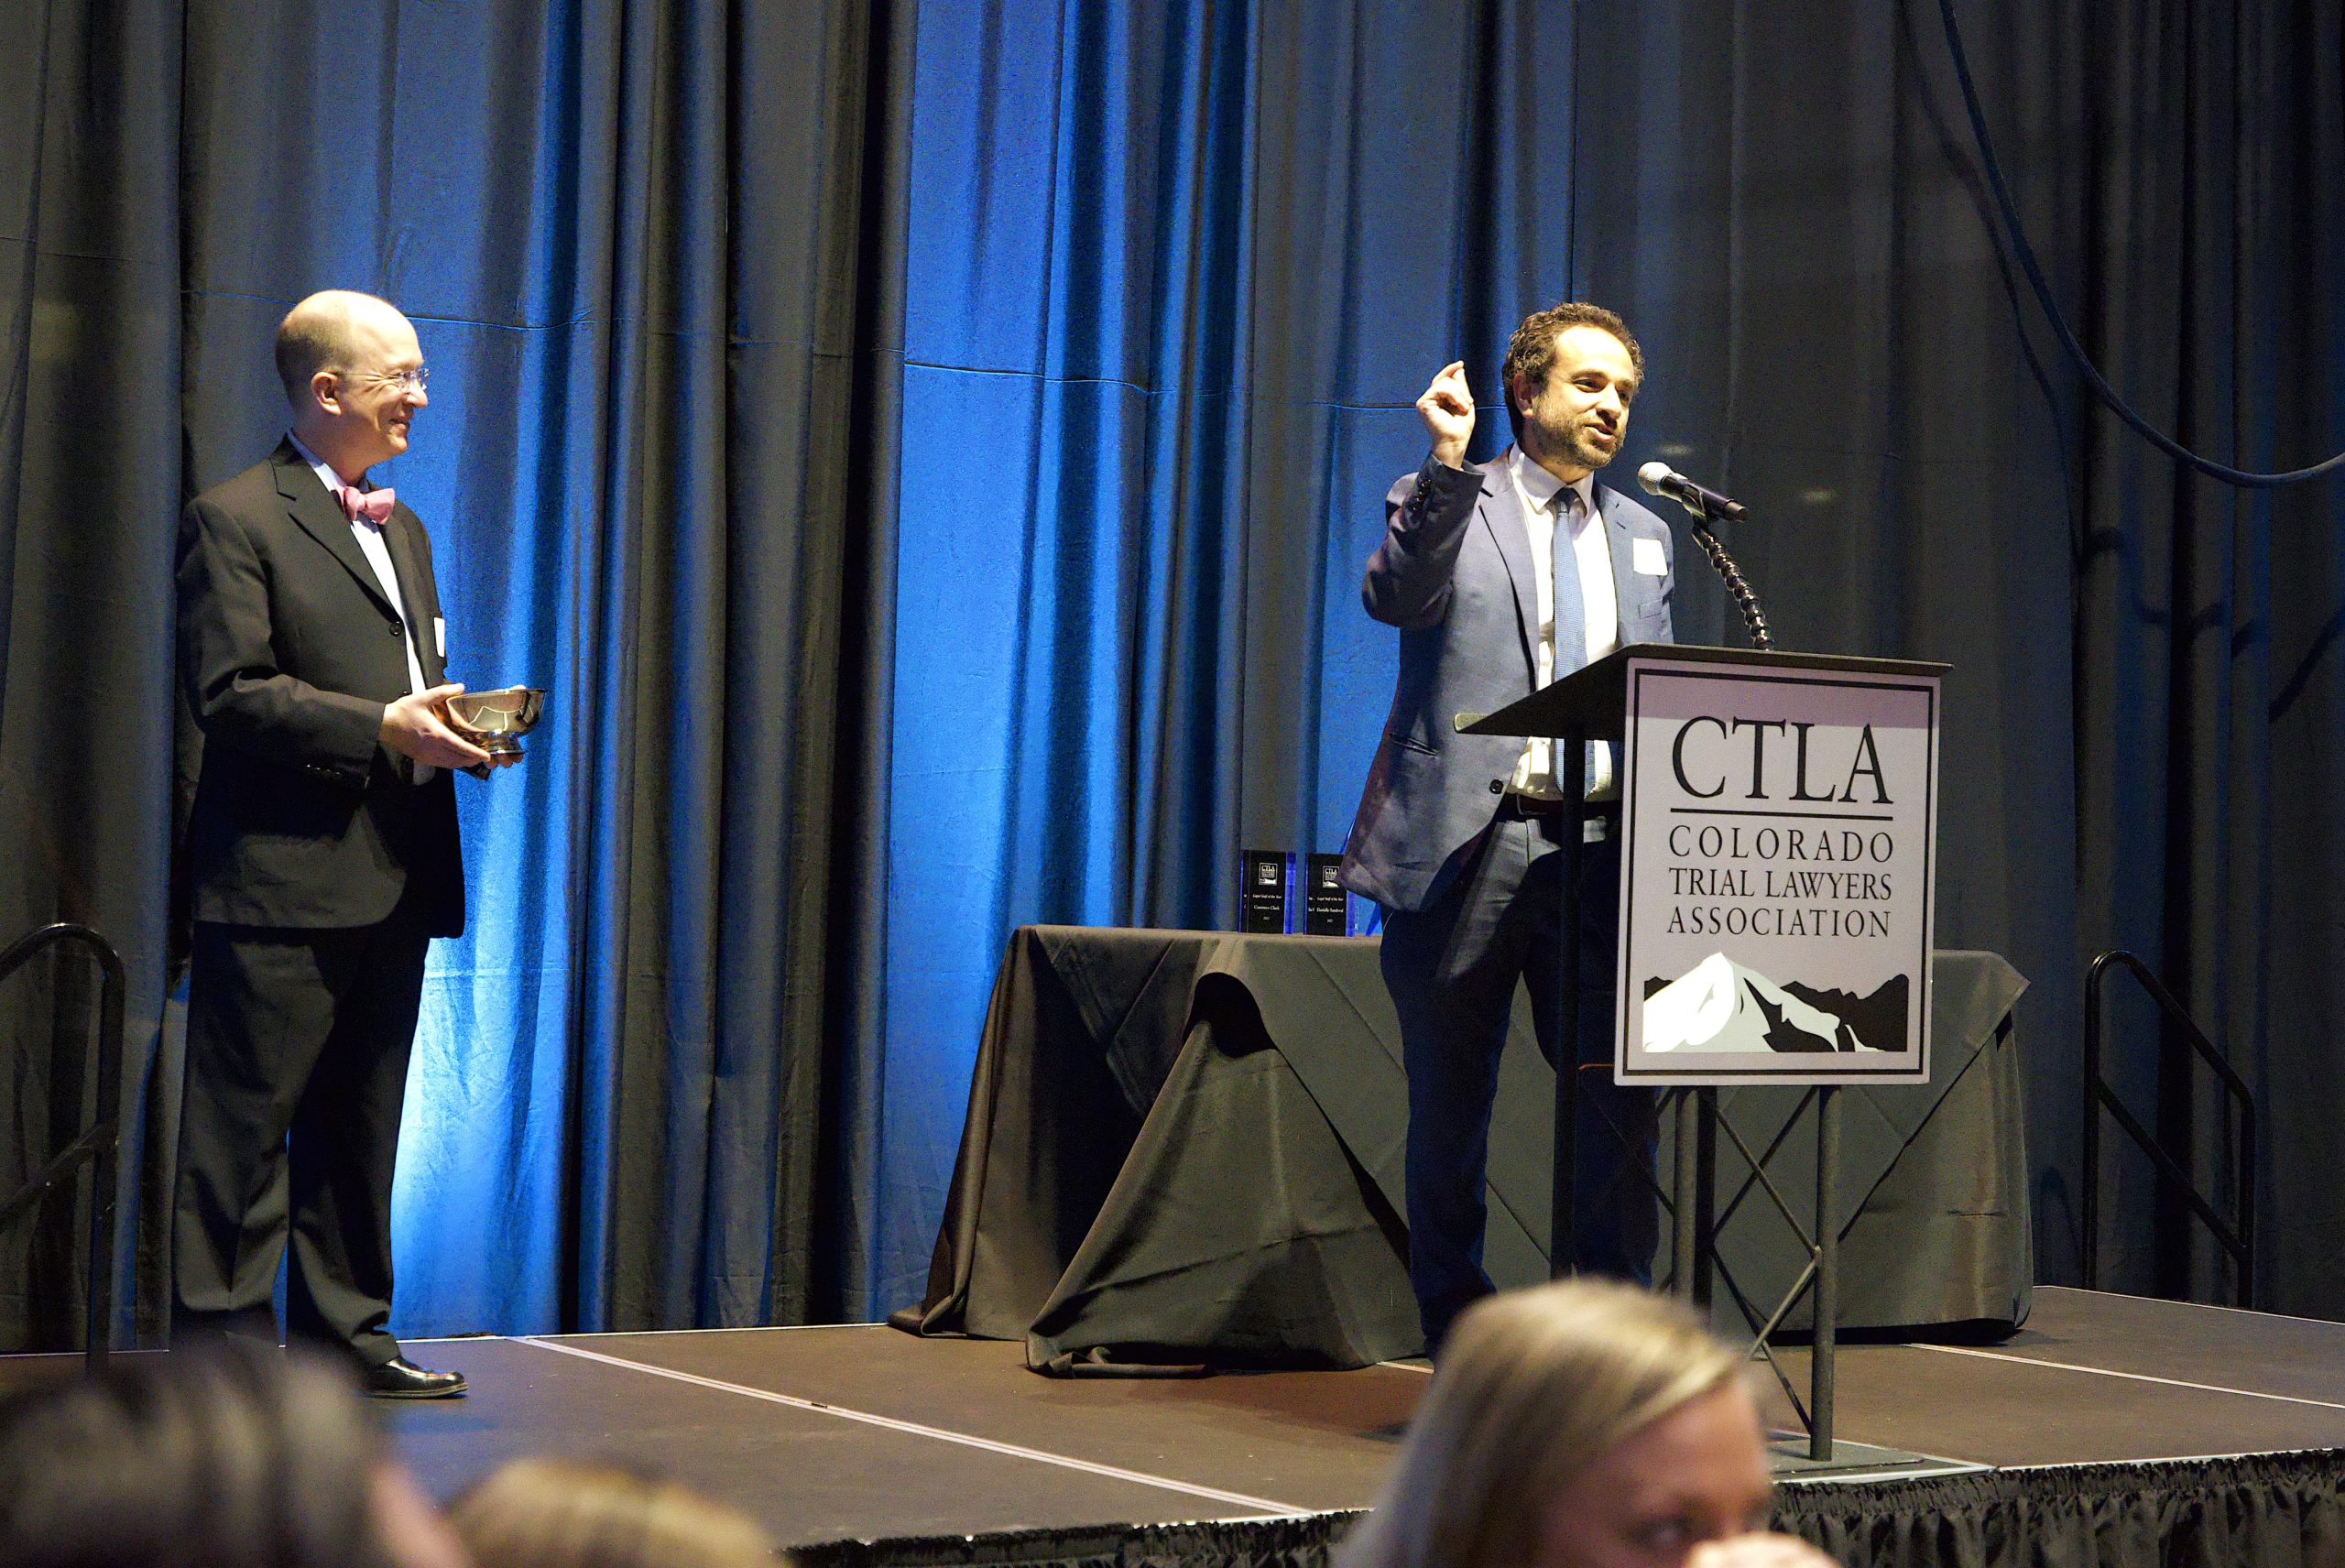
[
  {"x1": 1417, "y1": 360, "x2": 1475, "y2": 470},
  {"x1": 380, "y1": 684, "x2": 494, "y2": 771}
]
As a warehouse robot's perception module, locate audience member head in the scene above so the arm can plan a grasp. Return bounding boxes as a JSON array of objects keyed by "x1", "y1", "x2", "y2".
[
  {"x1": 449, "y1": 1458, "x2": 779, "y2": 1568},
  {"x1": 274, "y1": 289, "x2": 428, "y2": 478},
  {"x1": 1341, "y1": 1279, "x2": 1816, "y2": 1568},
  {"x1": 0, "y1": 1344, "x2": 468, "y2": 1568}
]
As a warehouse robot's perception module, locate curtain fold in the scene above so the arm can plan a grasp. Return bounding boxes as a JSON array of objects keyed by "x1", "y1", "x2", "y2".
[
  {"x1": 0, "y1": 0, "x2": 2339, "y2": 1345},
  {"x1": 11, "y1": 0, "x2": 909, "y2": 1340},
  {"x1": 0, "y1": 0, "x2": 180, "y2": 1350},
  {"x1": 2064, "y1": 0, "x2": 2345, "y2": 1309}
]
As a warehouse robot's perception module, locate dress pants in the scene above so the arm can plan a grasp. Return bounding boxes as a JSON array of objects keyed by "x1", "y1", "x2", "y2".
[
  {"x1": 171, "y1": 880, "x2": 431, "y2": 1368},
  {"x1": 1380, "y1": 809, "x2": 1657, "y2": 1354}
]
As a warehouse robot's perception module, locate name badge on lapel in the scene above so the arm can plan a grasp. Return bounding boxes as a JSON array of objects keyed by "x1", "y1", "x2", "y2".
[{"x1": 1632, "y1": 538, "x2": 1668, "y2": 576}]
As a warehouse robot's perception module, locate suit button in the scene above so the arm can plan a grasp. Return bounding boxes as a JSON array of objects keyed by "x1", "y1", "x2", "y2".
[
  {"x1": 1489, "y1": 779, "x2": 1504, "y2": 794},
  {"x1": 387, "y1": 621, "x2": 402, "y2": 637}
]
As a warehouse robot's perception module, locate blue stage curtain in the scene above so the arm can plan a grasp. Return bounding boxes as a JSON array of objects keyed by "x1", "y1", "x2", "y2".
[
  {"x1": 877, "y1": 0, "x2": 1587, "y2": 1306},
  {"x1": 1, "y1": 0, "x2": 920, "y2": 1340},
  {"x1": 0, "y1": 1, "x2": 2338, "y2": 1345}
]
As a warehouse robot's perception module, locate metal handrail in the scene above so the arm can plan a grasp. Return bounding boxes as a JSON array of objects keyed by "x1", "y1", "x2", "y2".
[
  {"x1": 2082, "y1": 949, "x2": 2255, "y2": 1309},
  {"x1": 0, "y1": 923, "x2": 126, "y2": 1371}
]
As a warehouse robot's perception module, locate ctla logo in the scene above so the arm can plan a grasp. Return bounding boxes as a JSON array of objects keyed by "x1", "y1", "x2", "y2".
[
  {"x1": 1616, "y1": 654, "x2": 1941, "y2": 1084},
  {"x1": 1669, "y1": 716, "x2": 1891, "y2": 805}
]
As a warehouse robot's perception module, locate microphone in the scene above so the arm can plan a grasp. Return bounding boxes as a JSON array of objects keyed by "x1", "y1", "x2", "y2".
[{"x1": 1637, "y1": 461, "x2": 1749, "y2": 523}]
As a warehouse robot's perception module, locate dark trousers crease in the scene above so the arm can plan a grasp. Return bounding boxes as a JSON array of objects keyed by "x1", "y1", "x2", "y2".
[
  {"x1": 1381, "y1": 815, "x2": 1656, "y2": 1350},
  {"x1": 171, "y1": 884, "x2": 431, "y2": 1367}
]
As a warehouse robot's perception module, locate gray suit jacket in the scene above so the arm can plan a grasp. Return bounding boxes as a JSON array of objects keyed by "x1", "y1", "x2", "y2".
[{"x1": 1339, "y1": 450, "x2": 1677, "y2": 913}]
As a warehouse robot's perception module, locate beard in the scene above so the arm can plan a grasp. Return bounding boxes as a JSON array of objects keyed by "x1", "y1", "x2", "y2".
[
  {"x1": 1559, "y1": 421, "x2": 1619, "y2": 472},
  {"x1": 1526, "y1": 411, "x2": 1620, "y2": 473}
]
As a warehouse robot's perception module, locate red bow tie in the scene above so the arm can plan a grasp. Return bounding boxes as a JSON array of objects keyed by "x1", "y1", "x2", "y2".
[{"x1": 337, "y1": 485, "x2": 396, "y2": 526}]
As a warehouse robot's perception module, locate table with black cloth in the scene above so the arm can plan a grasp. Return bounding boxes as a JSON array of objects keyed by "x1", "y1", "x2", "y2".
[{"x1": 892, "y1": 927, "x2": 2032, "y2": 1376}]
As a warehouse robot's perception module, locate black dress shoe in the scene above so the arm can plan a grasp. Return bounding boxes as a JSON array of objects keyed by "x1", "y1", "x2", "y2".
[{"x1": 362, "y1": 1356, "x2": 467, "y2": 1399}]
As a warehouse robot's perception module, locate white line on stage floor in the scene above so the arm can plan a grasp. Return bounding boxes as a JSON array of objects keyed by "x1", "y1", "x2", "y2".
[
  {"x1": 1776, "y1": 1465, "x2": 1989, "y2": 1486},
  {"x1": 1903, "y1": 1342, "x2": 2345, "y2": 1411},
  {"x1": 516, "y1": 1336, "x2": 1312, "y2": 1517},
  {"x1": 2034, "y1": 1284, "x2": 2345, "y2": 1332},
  {"x1": 408, "y1": 1323, "x2": 888, "y2": 1343}
]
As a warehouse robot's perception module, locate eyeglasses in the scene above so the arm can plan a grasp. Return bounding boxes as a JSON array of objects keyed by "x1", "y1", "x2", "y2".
[{"x1": 333, "y1": 365, "x2": 430, "y2": 396}]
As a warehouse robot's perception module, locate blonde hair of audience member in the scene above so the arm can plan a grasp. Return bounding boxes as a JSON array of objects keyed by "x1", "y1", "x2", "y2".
[
  {"x1": 1340, "y1": 1279, "x2": 1832, "y2": 1568},
  {"x1": 449, "y1": 1458, "x2": 780, "y2": 1568}
]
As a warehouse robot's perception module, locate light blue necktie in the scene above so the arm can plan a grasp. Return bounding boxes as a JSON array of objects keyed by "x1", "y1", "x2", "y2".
[{"x1": 1552, "y1": 486, "x2": 1599, "y2": 796}]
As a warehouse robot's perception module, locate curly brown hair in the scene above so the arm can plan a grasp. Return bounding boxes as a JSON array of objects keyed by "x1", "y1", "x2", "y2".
[{"x1": 1500, "y1": 302, "x2": 1643, "y2": 441}]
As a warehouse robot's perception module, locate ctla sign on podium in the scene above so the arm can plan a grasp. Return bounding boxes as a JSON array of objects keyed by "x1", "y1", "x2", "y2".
[
  {"x1": 1465, "y1": 643, "x2": 1947, "y2": 1088},
  {"x1": 1623, "y1": 648, "x2": 1942, "y2": 1085},
  {"x1": 1467, "y1": 641, "x2": 1946, "y2": 1465}
]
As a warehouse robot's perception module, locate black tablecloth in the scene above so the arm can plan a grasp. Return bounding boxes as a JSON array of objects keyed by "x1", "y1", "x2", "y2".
[{"x1": 893, "y1": 929, "x2": 2030, "y2": 1373}]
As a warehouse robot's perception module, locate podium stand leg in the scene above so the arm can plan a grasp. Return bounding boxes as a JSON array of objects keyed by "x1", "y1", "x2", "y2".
[
  {"x1": 1811, "y1": 1085, "x2": 1839, "y2": 1460},
  {"x1": 1551, "y1": 1048, "x2": 1576, "y2": 1281},
  {"x1": 1695, "y1": 1088, "x2": 1717, "y2": 1308},
  {"x1": 1551, "y1": 736, "x2": 1587, "y2": 1280},
  {"x1": 1672, "y1": 1090, "x2": 1698, "y2": 1299},
  {"x1": 1556, "y1": 1040, "x2": 1576, "y2": 1275}
]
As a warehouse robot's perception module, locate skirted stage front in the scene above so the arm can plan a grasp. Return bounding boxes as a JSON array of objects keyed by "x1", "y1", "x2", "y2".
[{"x1": 5, "y1": 1288, "x2": 2336, "y2": 1568}]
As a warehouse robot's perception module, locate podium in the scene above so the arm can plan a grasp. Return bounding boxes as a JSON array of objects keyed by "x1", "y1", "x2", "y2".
[{"x1": 1465, "y1": 642, "x2": 1947, "y2": 1458}]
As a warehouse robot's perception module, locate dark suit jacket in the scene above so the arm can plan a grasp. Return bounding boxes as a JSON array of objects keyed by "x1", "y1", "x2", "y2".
[
  {"x1": 1339, "y1": 451, "x2": 1677, "y2": 913},
  {"x1": 177, "y1": 439, "x2": 464, "y2": 934}
]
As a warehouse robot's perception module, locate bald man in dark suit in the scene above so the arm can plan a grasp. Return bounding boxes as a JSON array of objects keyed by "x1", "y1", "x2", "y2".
[{"x1": 174, "y1": 290, "x2": 497, "y2": 1397}]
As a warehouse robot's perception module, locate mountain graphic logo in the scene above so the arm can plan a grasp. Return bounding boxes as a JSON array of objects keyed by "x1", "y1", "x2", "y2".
[{"x1": 1641, "y1": 953, "x2": 1908, "y2": 1055}]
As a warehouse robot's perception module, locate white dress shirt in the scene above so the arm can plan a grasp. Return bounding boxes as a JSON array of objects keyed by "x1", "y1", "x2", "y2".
[
  {"x1": 1505, "y1": 445, "x2": 1620, "y2": 803},
  {"x1": 289, "y1": 433, "x2": 432, "y2": 780}
]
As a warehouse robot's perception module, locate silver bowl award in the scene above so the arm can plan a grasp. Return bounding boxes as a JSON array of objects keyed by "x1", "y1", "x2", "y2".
[{"x1": 445, "y1": 685, "x2": 548, "y2": 761}]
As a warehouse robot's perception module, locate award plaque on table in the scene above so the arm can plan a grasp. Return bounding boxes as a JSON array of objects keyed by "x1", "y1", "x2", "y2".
[
  {"x1": 1240, "y1": 849, "x2": 1292, "y2": 933},
  {"x1": 1303, "y1": 854, "x2": 1348, "y2": 936}
]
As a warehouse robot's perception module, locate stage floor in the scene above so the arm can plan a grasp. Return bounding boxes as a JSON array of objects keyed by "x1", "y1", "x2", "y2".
[{"x1": 16, "y1": 1288, "x2": 2345, "y2": 1551}]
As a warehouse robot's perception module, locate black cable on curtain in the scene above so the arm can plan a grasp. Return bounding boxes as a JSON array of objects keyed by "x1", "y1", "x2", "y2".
[{"x1": 1939, "y1": 0, "x2": 2345, "y2": 488}]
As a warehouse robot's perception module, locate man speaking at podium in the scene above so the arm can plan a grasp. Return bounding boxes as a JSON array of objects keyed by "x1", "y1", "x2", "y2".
[
  {"x1": 173, "y1": 290, "x2": 492, "y2": 1397},
  {"x1": 1338, "y1": 302, "x2": 1675, "y2": 1355}
]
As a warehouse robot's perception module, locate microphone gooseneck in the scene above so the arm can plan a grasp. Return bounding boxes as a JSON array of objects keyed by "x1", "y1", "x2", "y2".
[
  {"x1": 1636, "y1": 462, "x2": 1773, "y2": 653},
  {"x1": 1685, "y1": 525, "x2": 1773, "y2": 653}
]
